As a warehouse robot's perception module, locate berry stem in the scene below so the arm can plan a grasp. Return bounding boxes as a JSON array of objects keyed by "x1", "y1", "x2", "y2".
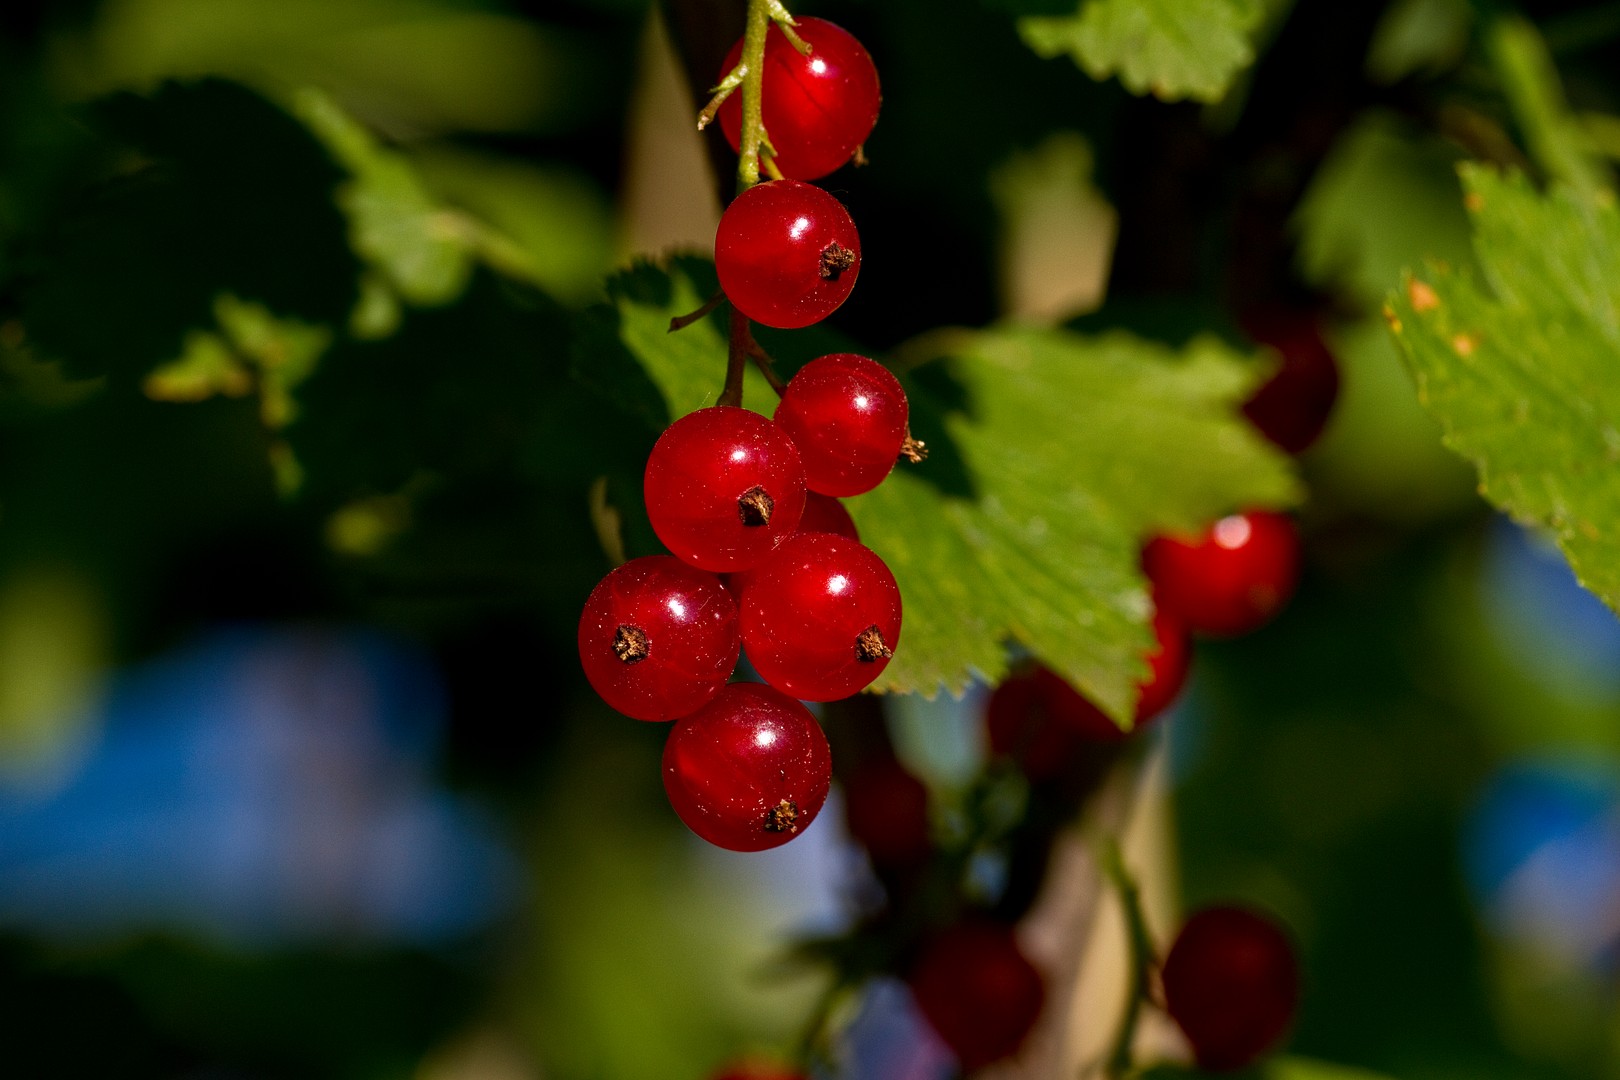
[
  {"x1": 668, "y1": 289, "x2": 725, "y2": 333},
  {"x1": 1099, "y1": 838, "x2": 1158, "y2": 1079},
  {"x1": 735, "y1": 0, "x2": 772, "y2": 192},
  {"x1": 718, "y1": 306, "x2": 751, "y2": 408},
  {"x1": 696, "y1": 62, "x2": 747, "y2": 132},
  {"x1": 741, "y1": 324, "x2": 787, "y2": 395},
  {"x1": 765, "y1": 0, "x2": 811, "y2": 54}
]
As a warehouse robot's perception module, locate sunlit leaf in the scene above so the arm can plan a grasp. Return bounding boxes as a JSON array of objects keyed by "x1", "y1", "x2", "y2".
[
  {"x1": 603, "y1": 261, "x2": 1299, "y2": 720},
  {"x1": 1388, "y1": 165, "x2": 1620, "y2": 612},
  {"x1": 1018, "y1": 0, "x2": 1263, "y2": 104}
]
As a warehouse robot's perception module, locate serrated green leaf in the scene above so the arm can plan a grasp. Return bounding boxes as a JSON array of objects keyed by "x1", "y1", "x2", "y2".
[
  {"x1": 598, "y1": 260, "x2": 1299, "y2": 720},
  {"x1": 1388, "y1": 165, "x2": 1620, "y2": 613},
  {"x1": 1018, "y1": 0, "x2": 1263, "y2": 104},
  {"x1": 853, "y1": 328, "x2": 1299, "y2": 714}
]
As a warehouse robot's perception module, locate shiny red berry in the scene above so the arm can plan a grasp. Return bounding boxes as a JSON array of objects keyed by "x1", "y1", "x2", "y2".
[
  {"x1": 717, "y1": 18, "x2": 881, "y2": 181},
  {"x1": 798, "y1": 491, "x2": 860, "y2": 541},
  {"x1": 1162, "y1": 906, "x2": 1299, "y2": 1071},
  {"x1": 908, "y1": 921, "x2": 1045, "y2": 1070},
  {"x1": 1136, "y1": 605, "x2": 1192, "y2": 720},
  {"x1": 1240, "y1": 309, "x2": 1341, "y2": 455},
  {"x1": 715, "y1": 180, "x2": 861, "y2": 330},
  {"x1": 577, "y1": 557, "x2": 740, "y2": 722},
  {"x1": 663, "y1": 682, "x2": 832, "y2": 851},
  {"x1": 644, "y1": 406, "x2": 806, "y2": 572},
  {"x1": 774, "y1": 353, "x2": 907, "y2": 497},
  {"x1": 1143, "y1": 512, "x2": 1301, "y2": 637},
  {"x1": 739, "y1": 532, "x2": 901, "y2": 701},
  {"x1": 985, "y1": 607, "x2": 1191, "y2": 777},
  {"x1": 727, "y1": 492, "x2": 859, "y2": 598},
  {"x1": 842, "y1": 755, "x2": 931, "y2": 867}
]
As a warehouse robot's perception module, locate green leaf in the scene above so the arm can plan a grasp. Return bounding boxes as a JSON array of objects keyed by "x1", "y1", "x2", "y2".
[
  {"x1": 853, "y1": 328, "x2": 1299, "y2": 714},
  {"x1": 1018, "y1": 0, "x2": 1264, "y2": 104},
  {"x1": 599, "y1": 261, "x2": 1299, "y2": 720},
  {"x1": 294, "y1": 89, "x2": 474, "y2": 308},
  {"x1": 1292, "y1": 113, "x2": 1475, "y2": 307},
  {"x1": 1388, "y1": 165, "x2": 1620, "y2": 612},
  {"x1": 22, "y1": 79, "x2": 358, "y2": 385}
]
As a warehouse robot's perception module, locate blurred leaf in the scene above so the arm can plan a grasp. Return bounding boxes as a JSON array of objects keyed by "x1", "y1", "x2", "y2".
[
  {"x1": 1365, "y1": 0, "x2": 1473, "y2": 84},
  {"x1": 1018, "y1": 0, "x2": 1263, "y2": 104},
  {"x1": 1292, "y1": 112, "x2": 1475, "y2": 307},
  {"x1": 412, "y1": 146, "x2": 616, "y2": 308},
  {"x1": 1388, "y1": 166, "x2": 1620, "y2": 613},
  {"x1": 594, "y1": 258, "x2": 1298, "y2": 718},
  {"x1": 145, "y1": 295, "x2": 331, "y2": 430},
  {"x1": 22, "y1": 79, "x2": 358, "y2": 385},
  {"x1": 1486, "y1": 16, "x2": 1611, "y2": 198},
  {"x1": 62, "y1": 0, "x2": 602, "y2": 136},
  {"x1": 294, "y1": 89, "x2": 472, "y2": 307},
  {"x1": 286, "y1": 271, "x2": 566, "y2": 504}
]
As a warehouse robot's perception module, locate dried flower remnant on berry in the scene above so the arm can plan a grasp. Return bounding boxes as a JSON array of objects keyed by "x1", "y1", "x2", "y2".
[{"x1": 613, "y1": 625, "x2": 650, "y2": 663}]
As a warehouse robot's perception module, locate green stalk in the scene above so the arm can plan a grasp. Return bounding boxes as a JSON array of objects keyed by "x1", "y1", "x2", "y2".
[{"x1": 736, "y1": 0, "x2": 771, "y2": 192}]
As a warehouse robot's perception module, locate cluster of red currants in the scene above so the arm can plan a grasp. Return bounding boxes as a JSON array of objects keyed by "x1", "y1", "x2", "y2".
[
  {"x1": 577, "y1": 16, "x2": 897, "y2": 855},
  {"x1": 984, "y1": 508, "x2": 1303, "y2": 776},
  {"x1": 827, "y1": 512, "x2": 1304, "y2": 1069}
]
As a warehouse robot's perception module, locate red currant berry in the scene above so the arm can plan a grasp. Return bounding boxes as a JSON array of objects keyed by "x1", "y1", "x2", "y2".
[
  {"x1": 739, "y1": 532, "x2": 901, "y2": 701},
  {"x1": 1240, "y1": 309, "x2": 1341, "y2": 455},
  {"x1": 1143, "y1": 512, "x2": 1301, "y2": 637},
  {"x1": 984, "y1": 608, "x2": 1190, "y2": 777},
  {"x1": 1162, "y1": 906, "x2": 1299, "y2": 1071},
  {"x1": 644, "y1": 406, "x2": 806, "y2": 572},
  {"x1": 717, "y1": 18, "x2": 881, "y2": 181},
  {"x1": 662, "y1": 682, "x2": 832, "y2": 852},
  {"x1": 842, "y1": 755, "x2": 931, "y2": 867},
  {"x1": 798, "y1": 491, "x2": 860, "y2": 542},
  {"x1": 1136, "y1": 605, "x2": 1192, "y2": 721},
  {"x1": 715, "y1": 180, "x2": 861, "y2": 330},
  {"x1": 983, "y1": 669, "x2": 1091, "y2": 781},
  {"x1": 726, "y1": 492, "x2": 859, "y2": 599},
  {"x1": 908, "y1": 921, "x2": 1044, "y2": 1070},
  {"x1": 577, "y1": 556, "x2": 740, "y2": 722},
  {"x1": 774, "y1": 353, "x2": 907, "y2": 496}
]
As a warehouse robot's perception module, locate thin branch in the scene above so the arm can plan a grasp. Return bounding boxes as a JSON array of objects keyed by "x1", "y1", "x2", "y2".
[{"x1": 669, "y1": 290, "x2": 725, "y2": 332}]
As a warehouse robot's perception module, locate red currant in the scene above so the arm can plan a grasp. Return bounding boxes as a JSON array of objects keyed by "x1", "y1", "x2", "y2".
[
  {"x1": 985, "y1": 607, "x2": 1191, "y2": 777},
  {"x1": 1162, "y1": 906, "x2": 1299, "y2": 1071},
  {"x1": 1136, "y1": 605, "x2": 1192, "y2": 721},
  {"x1": 717, "y1": 18, "x2": 881, "y2": 181},
  {"x1": 1143, "y1": 512, "x2": 1301, "y2": 637},
  {"x1": 662, "y1": 682, "x2": 832, "y2": 852},
  {"x1": 726, "y1": 492, "x2": 859, "y2": 599},
  {"x1": 908, "y1": 921, "x2": 1044, "y2": 1070},
  {"x1": 774, "y1": 353, "x2": 907, "y2": 496},
  {"x1": 644, "y1": 406, "x2": 806, "y2": 572},
  {"x1": 842, "y1": 755, "x2": 931, "y2": 867},
  {"x1": 798, "y1": 491, "x2": 860, "y2": 542},
  {"x1": 715, "y1": 180, "x2": 861, "y2": 330},
  {"x1": 739, "y1": 532, "x2": 901, "y2": 701},
  {"x1": 577, "y1": 556, "x2": 740, "y2": 722},
  {"x1": 1240, "y1": 308, "x2": 1341, "y2": 455}
]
